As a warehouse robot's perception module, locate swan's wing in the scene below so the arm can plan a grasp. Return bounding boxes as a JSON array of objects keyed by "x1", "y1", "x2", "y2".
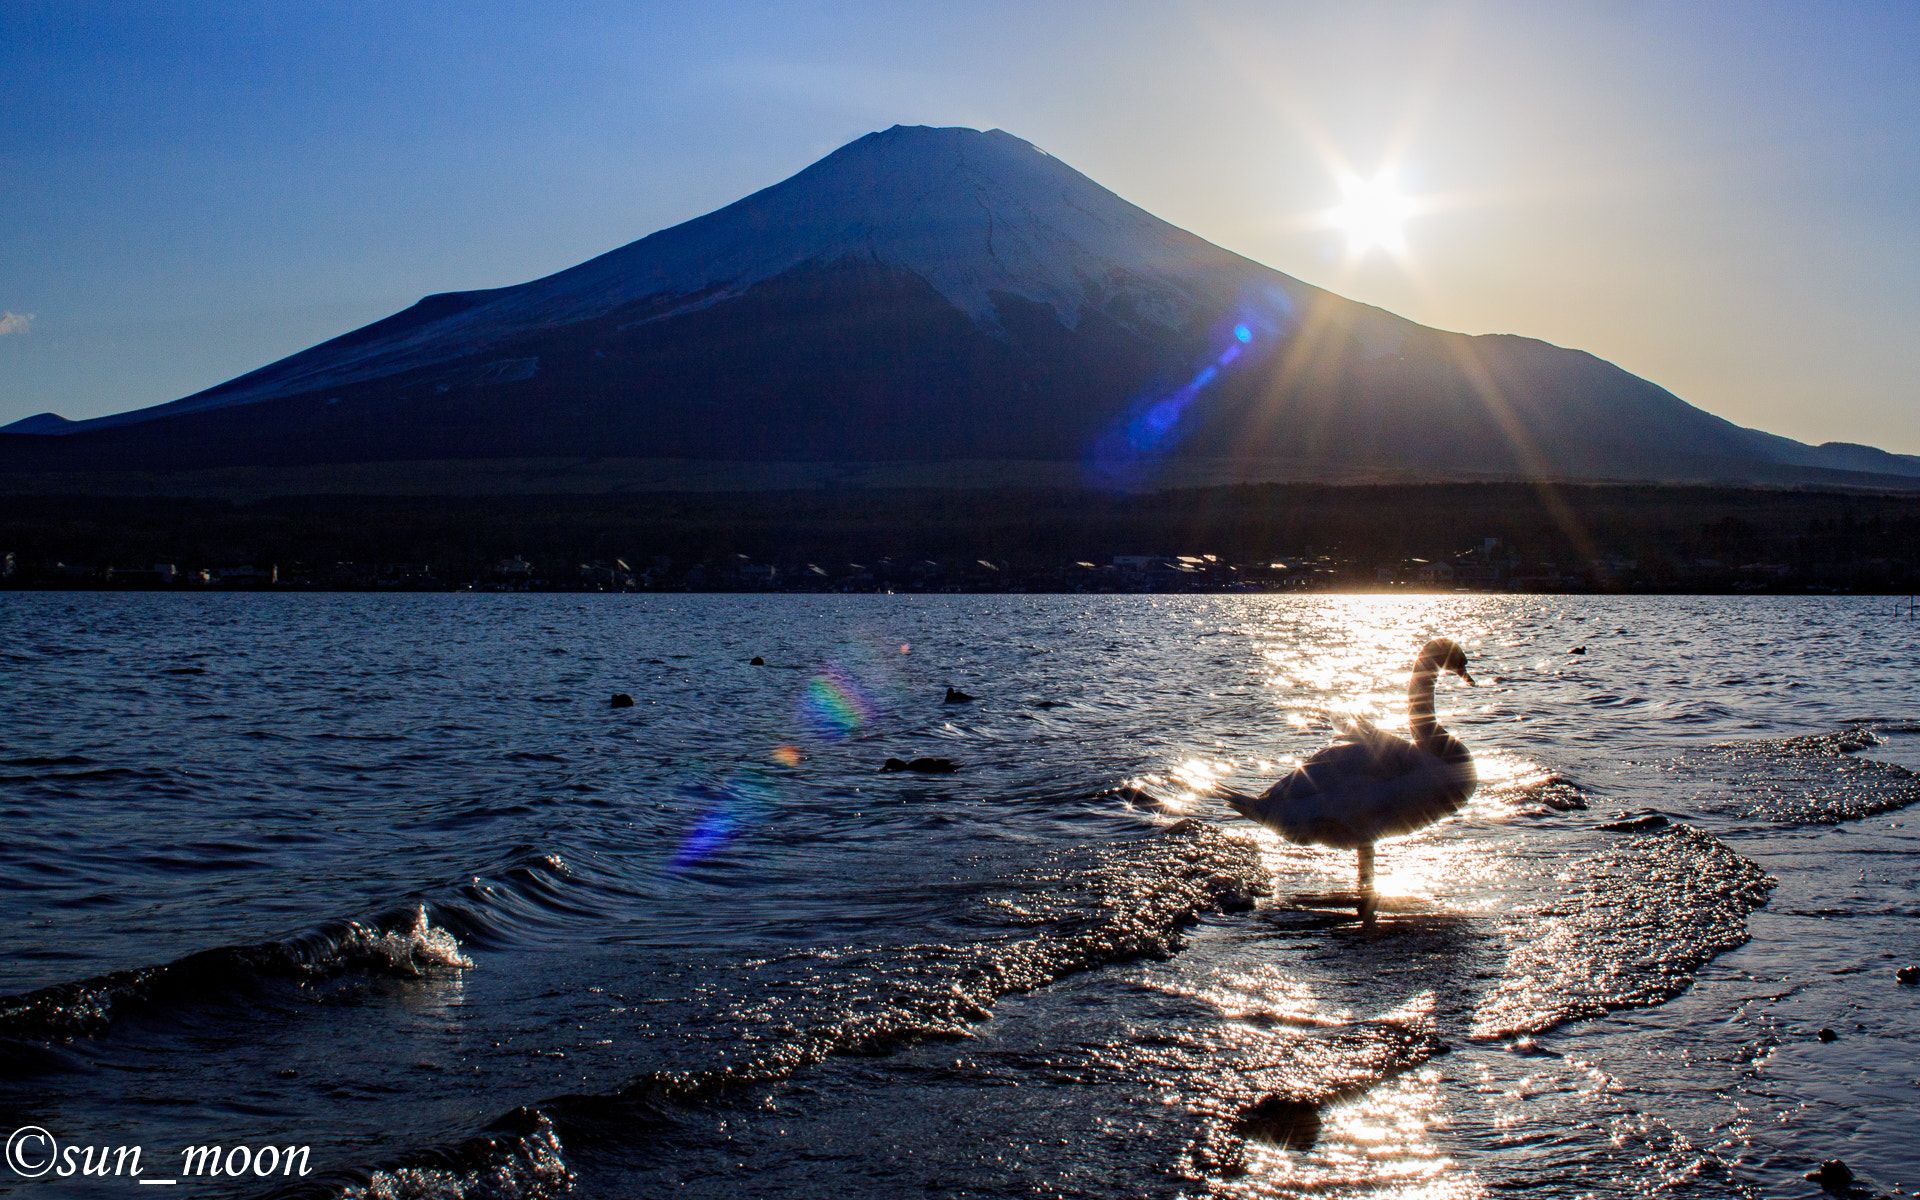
[
  {"x1": 1229, "y1": 730, "x2": 1475, "y2": 846},
  {"x1": 1335, "y1": 714, "x2": 1382, "y2": 742},
  {"x1": 1285, "y1": 734, "x2": 1429, "y2": 793}
]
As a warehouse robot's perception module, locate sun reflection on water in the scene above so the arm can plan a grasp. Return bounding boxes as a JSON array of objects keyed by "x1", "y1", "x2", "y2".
[
  {"x1": 1136, "y1": 961, "x2": 1479, "y2": 1200},
  {"x1": 1169, "y1": 596, "x2": 1558, "y2": 914},
  {"x1": 1123, "y1": 597, "x2": 1707, "y2": 1197},
  {"x1": 1189, "y1": 1030, "x2": 1478, "y2": 1200},
  {"x1": 1250, "y1": 597, "x2": 1498, "y2": 740}
]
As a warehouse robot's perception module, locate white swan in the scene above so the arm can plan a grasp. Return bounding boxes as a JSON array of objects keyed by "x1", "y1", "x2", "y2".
[{"x1": 1220, "y1": 637, "x2": 1478, "y2": 924}]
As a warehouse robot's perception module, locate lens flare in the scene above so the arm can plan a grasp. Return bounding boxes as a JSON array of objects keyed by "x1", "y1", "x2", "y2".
[
  {"x1": 671, "y1": 773, "x2": 778, "y2": 870},
  {"x1": 1088, "y1": 290, "x2": 1294, "y2": 484},
  {"x1": 800, "y1": 666, "x2": 877, "y2": 741},
  {"x1": 674, "y1": 806, "x2": 737, "y2": 868},
  {"x1": 770, "y1": 744, "x2": 802, "y2": 767}
]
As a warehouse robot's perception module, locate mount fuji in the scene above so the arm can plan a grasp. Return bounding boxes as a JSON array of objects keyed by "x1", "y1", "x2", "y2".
[{"x1": 5, "y1": 124, "x2": 1917, "y2": 490}]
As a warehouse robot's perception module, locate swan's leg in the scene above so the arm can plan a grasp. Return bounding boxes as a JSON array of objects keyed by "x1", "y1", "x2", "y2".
[{"x1": 1356, "y1": 843, "x2": 1377, "y2": 926}]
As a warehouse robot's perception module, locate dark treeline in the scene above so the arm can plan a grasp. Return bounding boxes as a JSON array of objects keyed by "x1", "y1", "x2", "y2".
[{"x1": 3, "y1": 483, "x2": 1919, "y2": 591}]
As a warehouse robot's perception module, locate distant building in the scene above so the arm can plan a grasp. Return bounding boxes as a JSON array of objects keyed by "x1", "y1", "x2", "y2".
[
  {"x1": 213, "y1": 564, "x2": 273, "y2": 584},
  {"x1": 1450, "y1": 538, "x2": 1510, "y2": 587}
]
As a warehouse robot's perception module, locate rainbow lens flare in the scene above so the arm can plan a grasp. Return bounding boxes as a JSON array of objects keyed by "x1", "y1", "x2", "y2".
[{"x1": 800, "y1": 666, "x2": 877, "y2": 741}]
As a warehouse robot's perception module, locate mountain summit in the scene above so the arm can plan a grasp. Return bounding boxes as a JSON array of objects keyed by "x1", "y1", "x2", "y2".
[{"x1": 6, "y1": 125, "x2": 1916, "y2": 489}]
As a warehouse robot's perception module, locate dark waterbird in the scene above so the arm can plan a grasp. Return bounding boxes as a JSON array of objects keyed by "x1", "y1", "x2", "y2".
[{"x1": 1217, "y1": 637, "x2": 1479, "y2": 925}]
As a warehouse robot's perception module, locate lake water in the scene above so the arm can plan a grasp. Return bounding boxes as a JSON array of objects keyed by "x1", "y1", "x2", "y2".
[{"x1": 2, "y1": 593, "x2": 1916, "y2": 1199}]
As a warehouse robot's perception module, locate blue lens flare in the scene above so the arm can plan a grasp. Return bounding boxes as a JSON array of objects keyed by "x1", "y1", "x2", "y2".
[
  {"x1": 1087, "y1": 289, "x2": 1294, "y2": 485},
  {"x1": 673, "y1": 804, "x2": 737, "y2": 868},
  {"x1": 671, "y1": 772, "x2": 778, "y2": 870}
]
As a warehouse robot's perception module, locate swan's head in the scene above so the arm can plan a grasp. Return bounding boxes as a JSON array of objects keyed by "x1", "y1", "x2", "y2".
[{"x1": 1421, "y1": 637, "x2": 1477, "y2": 687}]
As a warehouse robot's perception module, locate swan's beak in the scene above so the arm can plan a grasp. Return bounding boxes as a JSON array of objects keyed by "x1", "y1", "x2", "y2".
[{"x1": 1459, "y1": 669, "x2": 1478, "y2": 687}]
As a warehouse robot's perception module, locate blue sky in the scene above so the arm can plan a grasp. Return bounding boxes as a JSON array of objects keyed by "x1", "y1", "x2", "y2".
[{"x1": 4, "y1": 1, "x2": 1917, "y2": 451}]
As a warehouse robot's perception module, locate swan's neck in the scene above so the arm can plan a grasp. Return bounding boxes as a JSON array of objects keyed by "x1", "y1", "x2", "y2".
[{"x1": 1408, "y1": 662, "x2": 1444, "y2": 750}]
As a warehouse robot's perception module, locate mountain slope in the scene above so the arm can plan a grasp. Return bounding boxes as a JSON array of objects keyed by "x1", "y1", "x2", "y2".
[{"x1": 4, "y1": 125, "x2": 1914, "y2": 490}]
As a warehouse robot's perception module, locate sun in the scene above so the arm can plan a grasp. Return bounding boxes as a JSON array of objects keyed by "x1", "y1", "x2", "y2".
[{"x1": 1328, "y1": 172, "x2": 1415, "y2": 257}]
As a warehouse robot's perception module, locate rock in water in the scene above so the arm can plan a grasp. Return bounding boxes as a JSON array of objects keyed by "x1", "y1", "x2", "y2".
[
  {"x1": 610, "y1": 693, "x2": 634, "y2": 708},
  {"x1": 750, "y1": 656, "x2": 765, "y2": 666},
  {"x1": 1217, "y1": 889, "x2": 1256, "y2": 914},
  {"x1": 1896, "y1": 965, "x2": 1918, "y2": 985},
  {"x1": 1806, "y1": 1160, "x2": 1854, "y2": 1190},
  {"x1": 1570, "y1": 646, "x2": 1587, "y2": 655},
  {"x1": 883, "y1": 757, "x2": 958, "y2": 774},
  {"x1": 944, "y1": 686, "x2": 974, "y2": 703},
  {"x1": 1231, "y1": 1095, "x2": 1323, "y2": 1150},
  {"x1": 1599, "y1": 813, "x2": 1669, "y2": 832},
  {"x1": 1817, "y1": 1027, "x2": 1838, "y2": 1042}
]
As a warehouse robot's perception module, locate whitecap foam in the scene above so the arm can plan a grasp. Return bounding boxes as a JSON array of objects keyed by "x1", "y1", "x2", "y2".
[
  {"x1": 0, "y1": 907, "x2": 473, "y2": 1042},
  {"x1": 343, "y1": 906, "x2": 476, "y2": 976},
  {"x1": 339, "y1": 1110, "x2": 571, "y2": 1200}
]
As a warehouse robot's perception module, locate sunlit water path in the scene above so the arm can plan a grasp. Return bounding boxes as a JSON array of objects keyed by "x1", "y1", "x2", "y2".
[{"x1": 1, "y1": 594, "x2": 1915, "y2": 1199}]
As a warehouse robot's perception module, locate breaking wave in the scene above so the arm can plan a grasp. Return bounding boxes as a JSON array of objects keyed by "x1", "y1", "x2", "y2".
[
  {"x1": 0, "y1": 905, "x2": 470, "y2": 1043},
  {"x1": 284, "y1": 819, "x2": 1266, "y2": 1198}
]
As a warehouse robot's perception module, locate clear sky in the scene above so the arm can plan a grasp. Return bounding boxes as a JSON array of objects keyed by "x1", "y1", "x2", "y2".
[{"x1": 4, "y1": 1, "x2": 1917, "y2": 451}]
